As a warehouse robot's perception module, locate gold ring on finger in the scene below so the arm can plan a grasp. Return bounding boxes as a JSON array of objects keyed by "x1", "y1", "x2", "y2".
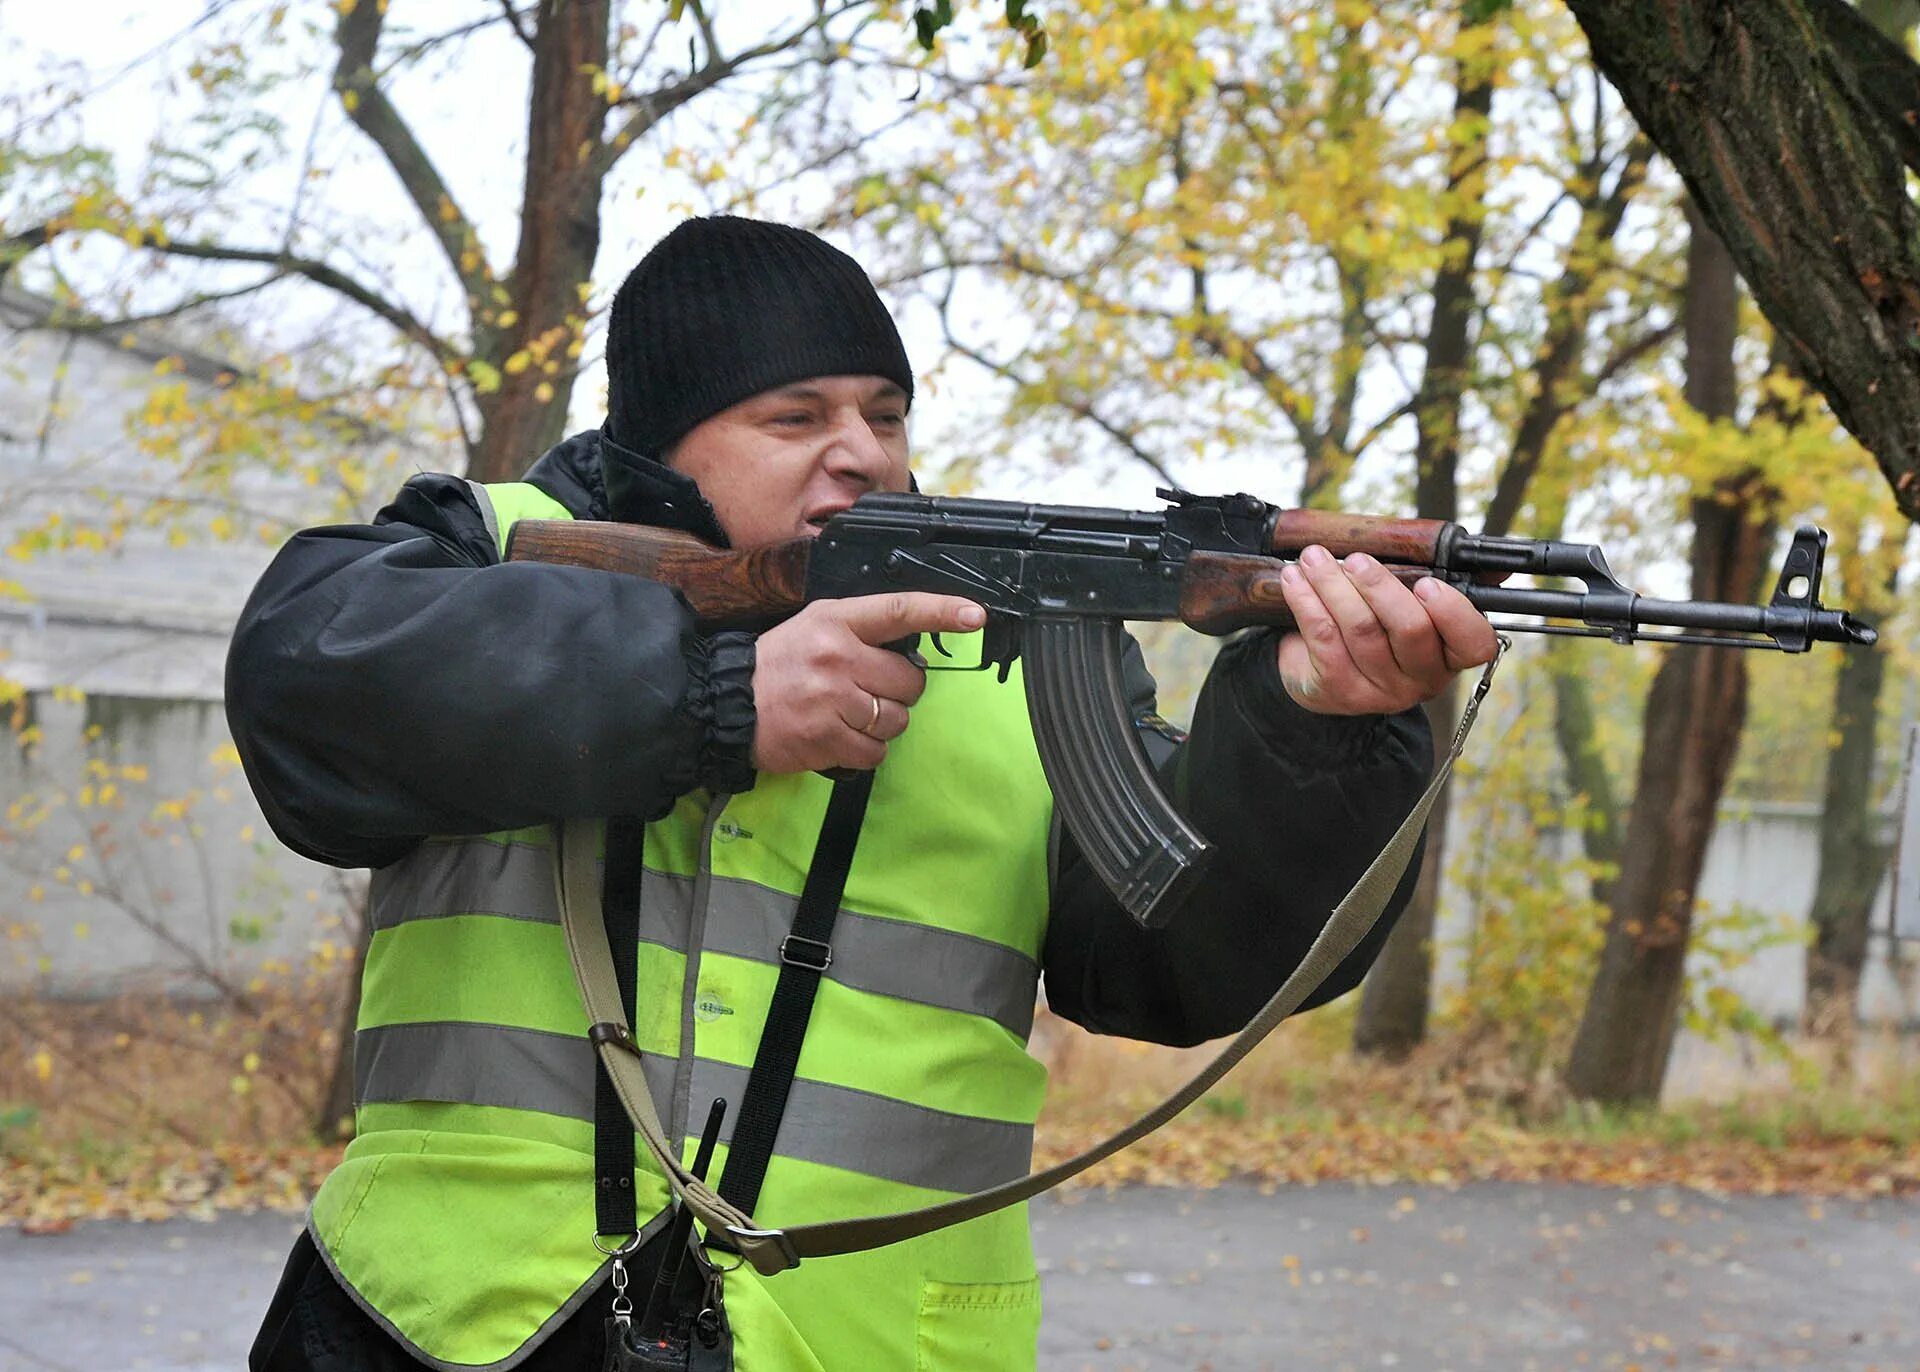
[{"x1": 863, "y1": 692, "x2": 883, "y2": 738}]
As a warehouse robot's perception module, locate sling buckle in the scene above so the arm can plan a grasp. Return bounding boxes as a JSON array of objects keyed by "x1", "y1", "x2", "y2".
[
  {"x1": 724, "y1": 1224, "x2": 801, "y2": 1275},
  {"x1": 778, "y1": 935, "x2": 832, "y2": 972}
]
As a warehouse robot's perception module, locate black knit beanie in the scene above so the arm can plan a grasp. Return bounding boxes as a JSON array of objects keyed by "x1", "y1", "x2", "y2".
[{"x1": 603, "y1": 216, "x2": 914, "y2": 458}]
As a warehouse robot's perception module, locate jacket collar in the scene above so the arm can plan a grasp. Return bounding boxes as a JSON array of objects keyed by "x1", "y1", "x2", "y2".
[{"x1": 596, "y1": 427, "x2": 731, "y2": 546}]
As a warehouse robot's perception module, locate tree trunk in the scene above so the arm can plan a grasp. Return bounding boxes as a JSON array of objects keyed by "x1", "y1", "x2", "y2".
[
  {"x1": 1350, "y1": 63, "x2": 1494, "y2": 1058},
  {"x1": 1801, "y1": 0, "x2": 1920, "y2": 1048},
  {"x1": 1354, "y1": 682, "x2": 1460, "y2": 1057},
  {"x1": 1564, "y1": 209, "x2": 1770, "y2": 1105},
  {"x1": 468, "y1": 0, "x2": 610, "y2": 482},
  {"x1": 1563, "y1": 0, "x2": 1920, "y2": 519},
  {"x1": 1548, "y1": 639, "x2": 1624, "y2": 907},
  {"x1": 1804, "y1": 568, "x2": 1897, "y2": 1034}
]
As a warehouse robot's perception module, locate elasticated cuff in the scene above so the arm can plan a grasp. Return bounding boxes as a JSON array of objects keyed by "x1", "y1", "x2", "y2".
[
  {"x1": 683, "y1": 630, "x2": 759, "y2": 795},
  {"x1": 1230, "y1": 629, "x2": 1396, "y2": 769}
]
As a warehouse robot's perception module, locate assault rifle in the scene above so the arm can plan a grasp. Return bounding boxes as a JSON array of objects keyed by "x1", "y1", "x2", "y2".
[{"x1": 508, "y1": 490, "x2": 1876, "y2": 930}]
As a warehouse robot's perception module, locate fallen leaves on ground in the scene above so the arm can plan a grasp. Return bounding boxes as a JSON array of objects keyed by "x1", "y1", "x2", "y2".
[
  {"x1": 1031, "y1": 1115, "x2": 1920, "y2": 1199},
  {"x1": 2, "y1": 1114, "x2": 1914, "y2": 1230},
  {"x1": 0, "y1": 1143, "x2": 341, "y2": 1229}
]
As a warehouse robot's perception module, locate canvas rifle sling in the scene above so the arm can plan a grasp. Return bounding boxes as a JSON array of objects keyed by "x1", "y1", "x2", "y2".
[{"x1": 559, "y1": 639, "x2": 1509, "y2": 1277}]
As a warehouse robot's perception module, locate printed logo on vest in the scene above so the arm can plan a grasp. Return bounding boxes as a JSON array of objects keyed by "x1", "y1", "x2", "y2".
[{"x1": 694, "y1": 991, "x2": 734, "y2": 1022}]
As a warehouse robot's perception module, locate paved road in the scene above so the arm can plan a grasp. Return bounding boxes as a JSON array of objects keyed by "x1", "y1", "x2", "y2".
[{"x1": 2, "y1": 1182, "x2": 1915, "y2": 1371}]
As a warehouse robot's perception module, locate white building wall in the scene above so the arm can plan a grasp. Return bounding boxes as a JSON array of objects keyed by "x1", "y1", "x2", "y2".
[{"x1": 0, "y1": 286, "x2": 411, "y2": 997}]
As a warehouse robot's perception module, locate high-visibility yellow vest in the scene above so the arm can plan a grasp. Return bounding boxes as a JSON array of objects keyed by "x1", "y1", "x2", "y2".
[{"x1": 310, "y1": 481, "x2": 1056, "y2": 1369}]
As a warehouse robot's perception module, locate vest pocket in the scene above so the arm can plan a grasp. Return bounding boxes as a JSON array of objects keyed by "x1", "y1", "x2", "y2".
[{"x1": 914, "y1": 1276, "x2": 1041, "y2": 1371}]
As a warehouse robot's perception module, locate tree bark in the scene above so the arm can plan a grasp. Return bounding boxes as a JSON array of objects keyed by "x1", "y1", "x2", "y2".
[
  {"x1": 1354, "y1": 682, "x2": 1460, "y2": 1057},
  {"x1": 1564, "y1": 209, "x2": 1770, "y2": 1105},
  {"x1": 1563, "y1": 0, "x2": 1920, "y2": 520},
  {"x1": 1548, "y1": 638, "x2": 1624, "y2": 908},
  {"x1": 1804, "y1": 563, "x2": 1898, "y2": 1033},
  {"x1": 1351, "y1": 63, "x2": 1493, "y2": 1059},
  {"x1": 469, "y1": 0, "x2": 610, "y2": 482}
]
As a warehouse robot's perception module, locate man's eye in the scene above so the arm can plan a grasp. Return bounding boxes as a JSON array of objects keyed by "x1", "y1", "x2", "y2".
[
  {"x1": 770, "y1": 413, "x2": 813, "y2": 428},
  {"x1": 870, "y1": 412, "x2": 907, "y2": 428}
]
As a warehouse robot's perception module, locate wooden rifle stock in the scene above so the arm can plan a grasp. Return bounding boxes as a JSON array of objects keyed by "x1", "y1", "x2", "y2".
[{"x1": 505, "y1": 519, "x2": 812, "y2": 627}]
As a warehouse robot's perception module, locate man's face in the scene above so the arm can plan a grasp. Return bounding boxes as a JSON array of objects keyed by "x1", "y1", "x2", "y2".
[{"x1": 667, "y1": 374, "x2": 911, "y2": 548}]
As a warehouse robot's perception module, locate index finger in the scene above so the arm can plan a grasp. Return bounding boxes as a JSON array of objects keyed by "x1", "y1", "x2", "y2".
[
  {"x1": 829, "y1": 592, "x2": 987, "y2": 645},
  {"x1": 1413, "y1": 578, "x2": 1498, "y2": 671}
]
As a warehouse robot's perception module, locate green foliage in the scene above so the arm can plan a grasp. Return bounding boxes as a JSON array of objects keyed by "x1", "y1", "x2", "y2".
[
  {"x1": 1439, "y1": 648, "x2": 1610, "y2": 1073},
  {"x1": 913, "y1": 0, "x2": 1048, "y2": 67},
  {"x1": 1197, "y1": 1090, "x2": 1248, "y2": 1120},
  {"x1": 0, "y1": 1104, "x2": 40, "y2": 1152},
  {"x1": 1680, "y1": 901, "x2": 1805, "y2": 1057}
]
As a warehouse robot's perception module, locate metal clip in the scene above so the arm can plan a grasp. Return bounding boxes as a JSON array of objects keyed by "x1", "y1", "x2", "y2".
[
  {"x1": 1450, "y1": 634, "x2": 1511, "y2": 756},
  {"x1": 608, "y1": 1252, "x2": 633, "y2": 1332},
  {"x1": 779, "y1": 935, "x2": 833, "y2": 971}
]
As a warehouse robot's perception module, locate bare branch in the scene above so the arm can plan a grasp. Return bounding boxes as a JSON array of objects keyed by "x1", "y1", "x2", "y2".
[
  {"x1": 951, "y1": 331, "x2": 1182, "y2": 487},
  {"x1": 1, "y1": 226, "x2": 54, "y2": 283},
  {"x1": 498, "y1": 0, "x2": 536, "y2": 51},
  {"x1": 596, "y1": 1, "x2": 868, "y2": 179},
  {"x1": 133, "y1": 233, "x2": 458, "y2": 365},
  {"x1": 933, "y1": 277, "x2": 1181, "y2": 489},
  {"x1": 333, "y1": 0, "x2": 500, "y2": 312},
  {"x1": 683, "y1": 0, "x2": 723, "y2": 67},
  {"x1": 15, "y1": 274, "x2": 290, "y2": 337}
]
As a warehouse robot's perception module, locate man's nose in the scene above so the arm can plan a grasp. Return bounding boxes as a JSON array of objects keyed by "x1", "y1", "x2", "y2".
[{"x1": 823, "y1": 408, "x2": 893, "y2": 481}]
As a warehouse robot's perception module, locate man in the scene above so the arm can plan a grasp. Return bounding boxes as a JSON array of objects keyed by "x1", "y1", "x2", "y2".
[{"x1": 232, "y1": 216, "x2": 1495, "y2": 1371}]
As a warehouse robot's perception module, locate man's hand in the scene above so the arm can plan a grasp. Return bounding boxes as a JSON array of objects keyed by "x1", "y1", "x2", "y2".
[
  {"x1": 1276, "y1": 546, "x2": 1497, "y2": 715},
  {"x1": 751, "y1": 592, "x2": 986, "y2": 773}
]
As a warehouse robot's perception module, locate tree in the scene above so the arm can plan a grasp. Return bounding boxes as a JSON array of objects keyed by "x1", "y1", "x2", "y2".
[
  {"x1": 1803, "y1": 528, "x2": 1907, "y2": 1041},
  {"x1": 1563, "y1": 206, "x2": 1770, "y2": 1104},
  {"x1": 1800, "y1": 0, "x2": 1919, "y2": 1050},
  {"x1": 1564, "y1": 0, "x2": 1920, "y2": 521},
  {"x1": 820, "y1": 0, "x2": 1676, "y2": 1056},
  {"x1": 2, "y1": 1, "x2": 878, "y2": 1138},
  {"x1": 3, "y1": 1, "x2": 868, "y2": 485}
]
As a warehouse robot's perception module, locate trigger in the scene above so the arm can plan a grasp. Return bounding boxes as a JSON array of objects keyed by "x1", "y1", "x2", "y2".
[
  {"x1": 982, "y1": 614, "x2": 1023, "y2": 684},
  {"x1": 927, "y1": 632, "x2": 955, "y2": 660}
]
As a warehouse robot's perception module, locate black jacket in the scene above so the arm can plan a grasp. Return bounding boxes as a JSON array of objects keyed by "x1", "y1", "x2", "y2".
[{"x1": 226, "y1": 430, "x2": 1433, "y2": 1047}]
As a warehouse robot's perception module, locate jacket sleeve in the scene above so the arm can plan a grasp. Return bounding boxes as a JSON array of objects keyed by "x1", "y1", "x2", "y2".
[
  {"x1": 1040, "y1": 630, "x2": 1433, "y2": 1046},
  {"x1": 224, "y1": 474, "x2": 756, "y2": 870}
]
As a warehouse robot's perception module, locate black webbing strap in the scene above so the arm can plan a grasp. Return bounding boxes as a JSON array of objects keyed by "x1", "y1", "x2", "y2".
[
  {"x1": 593, "y1": 816, "x2": 648, "y2": 1239},
  {"x1": 716, "y1": 771, "x2": 874, "y2": 1219}
]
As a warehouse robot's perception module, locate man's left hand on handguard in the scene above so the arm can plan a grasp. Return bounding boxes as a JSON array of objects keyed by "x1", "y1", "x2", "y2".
[{"x1": 1275, "y1": 545, "x2": 1498, "y2": 716}]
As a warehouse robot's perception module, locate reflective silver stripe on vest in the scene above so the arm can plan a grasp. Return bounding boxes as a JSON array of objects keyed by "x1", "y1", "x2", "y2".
[
  {"x1": 355, "y1": 1021, "x2": 1033, "y2": 1196},
  {"x1": 370, "y1": 840, "x2": 1038, "y2": 1039},
  {"x1": 370, "y1": 838, "x2": 558, "y2": 931}
]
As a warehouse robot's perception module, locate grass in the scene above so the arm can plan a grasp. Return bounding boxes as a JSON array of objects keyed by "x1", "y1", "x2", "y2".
[
  {"x1": 3, "y1": 991, "x2": 1917, "y2": 1225},
  {"x1": 1031, "y1": 1003, "x2": 1920, "y2": 1160}
]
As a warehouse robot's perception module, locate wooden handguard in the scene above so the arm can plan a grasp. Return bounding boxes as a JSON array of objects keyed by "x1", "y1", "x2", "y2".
[
  {"x1": 1266, "y1": 509, "x2": 1449, "y2": 563},
  {"x1": 505, "y1": 520, "x2": 812, "y2": 627},
  {"x1": 1179, "y1": 553, "x2": 1436, "y2": 635}
]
